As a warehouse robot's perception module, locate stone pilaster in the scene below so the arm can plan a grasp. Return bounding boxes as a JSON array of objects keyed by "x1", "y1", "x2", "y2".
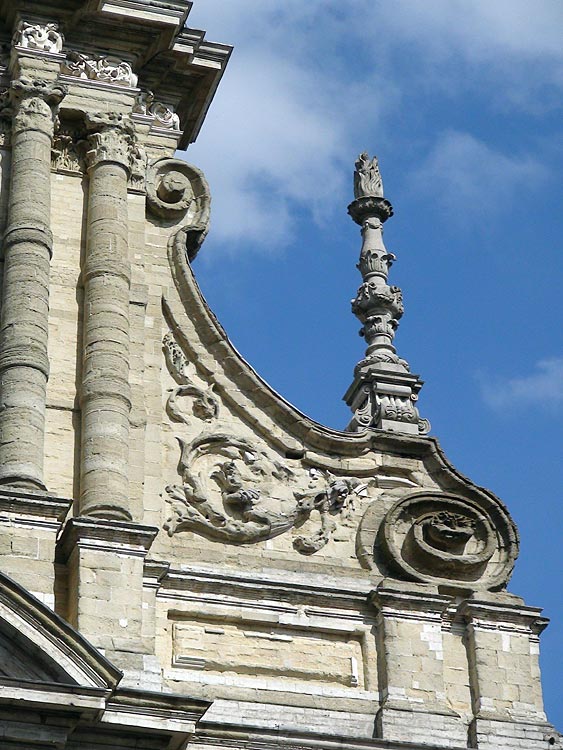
[
  {"x1": 0, "y1": 76, "x2": 66, "y2": 489},
  {"x1": 56, "y1": 517, "x2": 158, "y2": 684},
  {"x1": 461, "y1": 597, "x2": 558, "y2": 749},
  {"x1": 79, "y1": 112, "x2": 134, "y2": 520},
  {"x1": 370, "y1": 583, "x2": 467, "y2": 747}
]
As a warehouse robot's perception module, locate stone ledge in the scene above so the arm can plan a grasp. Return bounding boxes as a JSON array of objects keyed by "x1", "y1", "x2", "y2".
[
  {"x1": 56, "y1": 517, "x2": 159, "y2": 563},
  {"x1": 0, "y1": 486, "x2": 71, "y2": 522}
]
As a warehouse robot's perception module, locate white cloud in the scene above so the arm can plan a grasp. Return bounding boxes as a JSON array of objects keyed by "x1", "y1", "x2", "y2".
[
  {"x1": 184, "y1": 1, "x2": 559, "y2": 253},
  {"x1": 480, "y1": 357, "x2": 563, "y2": 411},
  {"x1": 185, "y1": 5, "x2": 392, "y2": 253},
  {"x1": 409, "y1": 130, "x2": 547, "y2": 221},
  {"x1": 375, "y1": 0, "x2": 563, "y2": 61}
]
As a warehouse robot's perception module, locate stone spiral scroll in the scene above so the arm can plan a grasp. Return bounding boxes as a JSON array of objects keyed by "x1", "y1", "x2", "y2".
[
  {"x1": 358, "y1": 491, "x2": 519, "y2": 590},
  {"x1": 147, "y1": 157, "x2": 211, "y2": 259}
]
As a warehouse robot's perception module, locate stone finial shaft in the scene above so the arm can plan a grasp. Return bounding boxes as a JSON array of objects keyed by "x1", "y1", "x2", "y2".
[
  {"x1": 0, "y1": 77, "x2": 66, "y2": 489},
  {"x1": 344, "y1": 154, "x2": 429, "y2": 435},
  {"x1": 78, "y1": 114, "x2": 134, "y2": 520}
]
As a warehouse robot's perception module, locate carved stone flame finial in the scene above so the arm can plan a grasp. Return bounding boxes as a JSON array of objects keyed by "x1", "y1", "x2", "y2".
[
  {"x1": 354, "y1": 152, "x2": 383, "y2": 199},
  {"x1": 343, "y1": 153, "x2": 429, "y2": 435}
]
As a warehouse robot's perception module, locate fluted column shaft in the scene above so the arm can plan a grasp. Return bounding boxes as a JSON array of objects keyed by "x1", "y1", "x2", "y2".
[
  {"x1": 79, "y1": 114, "x2": 133, "y2": 520},
  {"x1": 0, "y1": 77, "x2": 65, "y2": 489}
]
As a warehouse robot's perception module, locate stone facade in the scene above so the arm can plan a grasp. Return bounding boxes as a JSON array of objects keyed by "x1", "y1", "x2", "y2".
[{"x1": 0, "y1": 2, "x2": 559, "y2": 750}]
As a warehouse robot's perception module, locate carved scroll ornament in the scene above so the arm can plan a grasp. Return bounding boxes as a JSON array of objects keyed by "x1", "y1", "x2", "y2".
[
  {"x1": 146, "y1": 157, "x2": 210, "y2": 237},
  {"x1": 164, "y1": 433, "x2": 370, "y2": 554},
  {"x1": 357, "y1": 490, "x2": 519, "y2": 590}
]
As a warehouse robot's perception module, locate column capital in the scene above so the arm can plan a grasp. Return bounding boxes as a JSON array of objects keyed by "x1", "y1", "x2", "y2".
[
  {"x1": 85, "y1": 111, "x2": 135, "y2": 171},
  {"x1": 8, "y1": 75, "x2": 67, "y2": 134}
]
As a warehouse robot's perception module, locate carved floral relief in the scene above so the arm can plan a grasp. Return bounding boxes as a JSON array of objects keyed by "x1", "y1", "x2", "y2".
[
  {"x1": 164, "y1": 431, "x2": 371, "y2": 554},
  {"x1": 162, "y1": 328, "x2": 373, "y2": 554},
  {"x1": 62, "y1": 51, "x2": 137, "y2": 87},
  {"x1": 133, "y1": 91, "x2": 180, "y2": 130},
  {"x1": 14, "y1": 21, "x2": 64, "y2": 54}
]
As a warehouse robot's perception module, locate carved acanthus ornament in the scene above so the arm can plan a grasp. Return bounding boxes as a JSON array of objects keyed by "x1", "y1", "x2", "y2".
[
  {"x1": 164, "y1": 432, "x2": 371, "y2": 554},
  {"x1": 133, "y1": 91, "x2": 180, "y2": 130},
  {"x1": 62, "y1": 51, "x2": 137, "y2": 87},
  {"x1": 10, "y1": 76, "x2": 67, "y2": 132},
  {"x1": 163, "y1": 331, "x2": 219, "y2": 424},
  {"x1": 13, "y1": 21, "x2": 64, "y2": 54},
  {"x1": 344, "y1": 153, "x2": 429, "y2": 435},
  {"x1": 52, "y1": 127, "x2": 84, "y2": 173},
  {"x1": 84, "y1": 112, "x2": 135, "y2": 171}
]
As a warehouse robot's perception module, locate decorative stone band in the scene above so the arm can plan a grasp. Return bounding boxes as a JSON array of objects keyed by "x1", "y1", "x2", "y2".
[{"x1": 357, "y1": 490, "x2": 519, "y2": 591}]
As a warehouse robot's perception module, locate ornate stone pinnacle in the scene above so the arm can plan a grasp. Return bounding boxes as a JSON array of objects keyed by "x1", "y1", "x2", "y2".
[{"x1": 343, "y1": 153, "x2": 430, "y2": 435}]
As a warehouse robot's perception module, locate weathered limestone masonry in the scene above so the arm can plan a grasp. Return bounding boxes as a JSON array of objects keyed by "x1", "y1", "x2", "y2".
[
  {"x1": 0, "y1": 2, "x2": 560, "y2": 750},
  {"x1": 80, "y1": 111, "x2": 134, "y2": 521}
]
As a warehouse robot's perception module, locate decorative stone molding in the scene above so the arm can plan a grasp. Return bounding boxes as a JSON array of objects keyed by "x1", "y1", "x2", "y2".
[
  {"x1": 164, "y1": 331, "x2": 219, "y2": 424},
  {"x1": 51, "y1": 126, "x2": 84, "y2": 173},
  {"x1": 129, "y1": 142, "x2": 147, "y2": 191},
  {"x1": 359, "y1": 490, "x2": 518, "y2": 590},
  {"x1": 133, "y1": 90, "x2": 180, "y2": 130},
  {"x1": 146, "y1": 157, "x2": 210, "y2": 229},
  {"x1": 164, "y1": 432, "x2": 371, "y2": 553},
  {"x1": 344, "y1": 154, "x2": 429, "y2": 435},
  {"x1": 84, "y1": 111, "x2": 135, "y2": 170},
  {"x1": 13, "y1": 20, "x2": 64, "y2": 54},
  {"x1": 62, "y1": 50, "x2": 137, "y2": 87}
]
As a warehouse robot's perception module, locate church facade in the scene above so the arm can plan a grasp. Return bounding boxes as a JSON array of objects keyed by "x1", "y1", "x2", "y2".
[{"x1": 0, "y1": 2, "x2": 559, "y2": 749}]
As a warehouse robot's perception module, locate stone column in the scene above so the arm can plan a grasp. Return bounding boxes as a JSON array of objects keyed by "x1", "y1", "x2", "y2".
[
  {"x1": 370, "y1": 584, "x2": 467, "y2": 748},
  {"x1": 0, "y1": 76, "x2": 66, "y2": 489},
  {"x1": 79, "y1": 113, "x2": 133, "y2": 520}
]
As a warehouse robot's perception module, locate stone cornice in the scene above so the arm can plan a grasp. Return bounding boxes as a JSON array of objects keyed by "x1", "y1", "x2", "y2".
[
  {"x1": 0, "y1": 0, "x2": 232, "y2": 147},
  {"x1": 0, "y1": 486, "x2": 71, "y2": 521},
  {"x1": 193, "y1": 723, "x2": 470, "y2": 750},
  {"x1": 56, "y1": 517, "x2": 159, "y2": 563}
]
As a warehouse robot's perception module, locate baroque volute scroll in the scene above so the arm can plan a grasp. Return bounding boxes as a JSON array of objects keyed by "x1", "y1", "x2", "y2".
[{"x1": 357, "y1": 490, "x2": 519, "y2": 590}]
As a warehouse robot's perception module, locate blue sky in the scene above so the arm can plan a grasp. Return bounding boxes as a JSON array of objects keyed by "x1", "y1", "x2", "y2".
[{"x1": 186, "y1": 1, "x2": 563, "y2": 728}]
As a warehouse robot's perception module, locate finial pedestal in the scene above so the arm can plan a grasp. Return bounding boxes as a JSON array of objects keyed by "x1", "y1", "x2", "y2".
[{"x1": 344, "y1": 153, "x2": 429, "y2": 435}]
